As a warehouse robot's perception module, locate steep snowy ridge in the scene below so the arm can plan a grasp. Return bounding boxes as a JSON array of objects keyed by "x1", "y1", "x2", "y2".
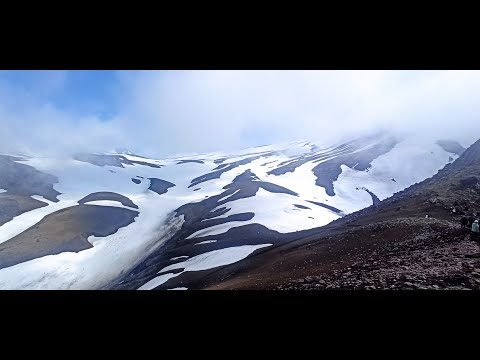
[{"x1": 0, "y1": 133, "x2": 464, "y2": 289}]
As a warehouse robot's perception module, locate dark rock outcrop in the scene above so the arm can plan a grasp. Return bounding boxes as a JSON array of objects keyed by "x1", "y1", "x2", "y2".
[
  {"x1": 0, "y1": 194, "x2": 48, "y2": 226},
  {"x1": 0, "y1": 155, "x2": 61, "y2": 202},
  {"x1": 0, "y1": 205, "x2": 138, "y2": 270},
  {"x1": 74, "y1": 153, "x2": 162, "y2": 168},
  {"x1": 436, "y1": 140, "x2": 465, "y2": 156},
  {"x1": 148, "y1": 178, "x2": 176, "y2": 195},
  {"x1": 177, "y1": 160, "x2": 205, "y2": 164},
  {"x1": 78, "y1": 192, "x2": 138, "y2": 209}
]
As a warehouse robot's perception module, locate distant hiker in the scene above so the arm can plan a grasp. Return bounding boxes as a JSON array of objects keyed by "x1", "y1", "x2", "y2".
[
  {"x1": 472, "y1": 220, "x2": 480, "y2": 242},
  {"x1": 460, "y1": 217, "x2": 468, "y2": 228}
]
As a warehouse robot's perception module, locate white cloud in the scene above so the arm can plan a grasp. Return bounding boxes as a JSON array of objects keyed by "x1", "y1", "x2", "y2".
[
  {"x1": 1, "y1": 70, "x2": 479, "y2": 157},
  {"x1": 115, "y1": 70, "x2": 480, "y2": 154}
]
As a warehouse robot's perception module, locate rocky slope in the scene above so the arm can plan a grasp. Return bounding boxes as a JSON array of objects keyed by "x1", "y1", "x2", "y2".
[
  {"x1": 278, "y1": 219, "x2": 480, "y2": 290},
  {"x1": 196, "y1": 139, "x2": 480, "y2": 290}
]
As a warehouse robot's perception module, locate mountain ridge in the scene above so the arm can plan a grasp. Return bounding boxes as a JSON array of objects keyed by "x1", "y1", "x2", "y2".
[
  {"x1": 0, "y1": 133, "x2": 470, "y2": 289},
  {"x1": 196, "y1": 137, "x2": 480, "y2": 290}
]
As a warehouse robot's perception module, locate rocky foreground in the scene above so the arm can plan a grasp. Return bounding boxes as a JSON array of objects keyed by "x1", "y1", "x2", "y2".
[{"x1": 279, "y1": 218, "x2": 480, "y2": 290}]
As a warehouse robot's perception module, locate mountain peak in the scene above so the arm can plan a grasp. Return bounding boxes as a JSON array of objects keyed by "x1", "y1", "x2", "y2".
[
  {"x1": 114, "y1": 147, "x2": 135, "y2": 156},
  {"x1": 450, "y1": 138, "x2": 480, "y2": 169}
]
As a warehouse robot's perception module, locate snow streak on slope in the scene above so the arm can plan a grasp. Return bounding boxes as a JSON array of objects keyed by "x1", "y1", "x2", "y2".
[
  {"x1": 170, "y1": 256, "x2": 189, "y2": 261},
  {"x1": 137, "y1": 244, "x2": 272, "y2": 290},
  {"x1": 195, "y1": 240, "x2": 218, "y2": 245},
  {"x1": 78, "y1": 200, "x2": 135, "y2": 209}
]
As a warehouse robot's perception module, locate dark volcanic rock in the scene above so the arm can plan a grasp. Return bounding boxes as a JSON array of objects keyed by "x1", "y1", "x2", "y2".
[
  {"x1": 0, "y1": 205, "x2": 138, "y2": 270},
  {"x1": 189, "y1": 152, "x2": 277, "y2": 188},
  {"x1": 221, "y1": 170, "x2": 298, "y2": 200},
  {"x1": 214, "y1": 158, "x2": 227, "y2": 164},
  {"x1": 305, "y1": 275, "x2": 321, "y2": 283},
  {"x1": 74, "y1": 153, "x2": 162, "y2": 168},
  {"x1": 436, "y1": 140, "x2": 465, "y2": 156},
  {"x1": 294, "y1": 204, "x2": 311, "y2": 210},
  {"x1": 306, "y1": 201, "x2": 343, "y2": 214},
  {"x1": 0, "y1": 194, "x2": 49, "y2": 226},
  {"x1": 0, "y1": 155, "x2": 61, "y2": 202},
  {"x1": 459, "y1": 176, "x2": 478, "y2": 188},
  {"x1": 176, "y1": 160, "x2": 205, "y2": 164},
  {"x1": 148, "y1": 178, "x2": 176, "y2": 195},
  {"x1": 360, "y1": 187, "x2": 381, "y2": 206},
  {"x1": 131, "y1": 178, "x2": 141, "y2": 184},
  {"x1": 449, "y1": 139, "x2": 480, "y2": 169},
  {"x1": 73, "y1": 154, "x2": 128, "y2": 168}
]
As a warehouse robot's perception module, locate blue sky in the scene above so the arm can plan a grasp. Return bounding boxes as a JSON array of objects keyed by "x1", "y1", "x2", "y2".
[
  {"x1": 0, "y1": 70, "x2": 119, "y2": 119},
  {"x1": 0, "y1": 70, "x2": 479, "y2": 157}
]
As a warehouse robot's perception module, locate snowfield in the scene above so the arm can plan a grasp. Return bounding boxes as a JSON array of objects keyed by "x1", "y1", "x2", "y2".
[
  {"x1": 0, "y1": 133, "x2": 465, "y2": 289},
  {"x1": 203, "y1": 188, "x2": 340, "y2": 235}
]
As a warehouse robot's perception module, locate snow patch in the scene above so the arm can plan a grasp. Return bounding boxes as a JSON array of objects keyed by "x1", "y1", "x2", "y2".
[
  {"x1": 138, "y1": 244, "x2": 272, "y2": 290},
  {"x1": 217, "y1": 189, "x2": 241, "y2": 202},
  {"x1": 333, "y1": 137, "x2": 455, "y2": 202},
  {"x1": 160, "y1": 244, "x2": 272, "y2": 273},
  {"x1": 207, "y1": 188, "x2": 341, "y2": 234},
  {"x1": 170, "y1": 256, "x2": 189, "y2": 261},
  {"x1": 81, "y1": 200, "x2": 136, "y2": 209},
  {"x1": 195, "y1": 240, "x2": 218, "y2": 245},
  {"x1": 137, "y1": 273, "x2": 179, "y2": 290},
  {"x1": 186, "y1": 221, "x2": 252, "y2": 239}
]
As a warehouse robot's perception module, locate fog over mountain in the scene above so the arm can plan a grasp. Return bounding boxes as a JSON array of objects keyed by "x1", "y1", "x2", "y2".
[
  {"x1": 1, "y1": 71, "x2": 479, "y2": 158},
  {"x1": 1, "y1": 70, "x2": 479, "y2": 290}
]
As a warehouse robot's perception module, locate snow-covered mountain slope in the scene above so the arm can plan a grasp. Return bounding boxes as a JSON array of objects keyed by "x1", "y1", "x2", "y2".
[{"x1": 0, "y1": 133, "x2": 465, "y2": 289}]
